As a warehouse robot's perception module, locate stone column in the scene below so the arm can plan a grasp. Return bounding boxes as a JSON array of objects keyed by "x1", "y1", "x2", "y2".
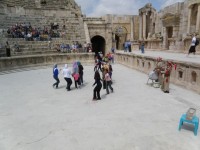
[
  {"x1": 172, "y1": 26, "x2": 178, "y2": 38},
  {"x1": 187, "y1": 8, "x2": 192, "y2": 34},
  {"x1": 162, "y1": 27, "x2": 168, "y2": 50},
  {"x1": 196, "y1": 4, "x2": 200, "y2": 33},
  {"x1": 139, "y1": 14, "x2": 143, "y2": 40},
  {"x1": 143, "y1": 13, "x2": 146, "y2": 40},
  {"x1": 130, "y1": 17, "x2": 134, "y2": 41}
]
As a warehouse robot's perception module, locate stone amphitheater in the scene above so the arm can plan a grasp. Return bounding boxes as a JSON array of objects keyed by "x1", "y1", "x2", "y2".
[
  {"x1": 0, "y1": 0, "x2": 200, "y2": 149},
  {"x1": 0, "y1": 0, "x2": 200, "y2": 56},
  {"x1": 0, "y1": 0, "x2": 199, "y2": 91}
]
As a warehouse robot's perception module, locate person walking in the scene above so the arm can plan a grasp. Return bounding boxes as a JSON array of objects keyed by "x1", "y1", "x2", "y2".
[
  {"x1": 124, "y1": 41, "x2": 129, "y2": 52},
  {"x1": 62, "y1": 64, "x2": 72, "y2": 91},
  {"x1": 72, "y1": 72, "x2": 80, "y2": 89},
  {"x1": 105, "y1": 69, "x2": 113, "y2": 94},
  {"x1": 52, "y1": 64, "x2": 60, "y2": 89},
  {"x1": 92, "y1": 71, "x2": 102, "y2": 100},
  {"x1": 72, "y1": 61, "x2": 80, "y2": 88},
  {"x1": 5, "y1": 41, "x2": 11, "y2": 57},
  {"x1": 111, "y1": 47, "x2": 115, "y2": 53},
  {"x1": 77, "y1": 61, "x2": 84, "y2": 85},
  {"x1": 127, "y1": 40, "x2": 132, "y2": 52},
  {"x1": 108, "y1": 63, "x2": 113, "y2": 79},
  {"x1": 141, "y1": 41, "x2": 145, "y2": 54},
  {"x1": 187, "y1": 34, "x2": 197, "y2": 56}
]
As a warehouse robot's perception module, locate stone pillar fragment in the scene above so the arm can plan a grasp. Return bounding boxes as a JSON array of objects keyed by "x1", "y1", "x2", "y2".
[
  {"x1": 139, "y1": 15, "x2": 143, "y2": 40},
  {"x1": 187, "y1": 8, "x2": 192, "y2": 34},
  {"x1": 196, "y1": 4, "x2": 200, "y2": 33},
  {"x1": 131, "y1": 17, "x2": 134, "y2": 41},
  {"x1": 143, "y1": 13, "x2": 146, "y2": 40}
]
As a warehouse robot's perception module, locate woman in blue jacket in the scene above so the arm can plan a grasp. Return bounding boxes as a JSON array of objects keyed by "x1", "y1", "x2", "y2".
[{"x1": 53, "y1": 64, "x2": 60, "y2": 88}]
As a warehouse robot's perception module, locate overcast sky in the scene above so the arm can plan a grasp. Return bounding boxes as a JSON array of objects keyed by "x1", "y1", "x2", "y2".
[{"x1": 75, "y1": 0, "x2": 184, "y2": 17}]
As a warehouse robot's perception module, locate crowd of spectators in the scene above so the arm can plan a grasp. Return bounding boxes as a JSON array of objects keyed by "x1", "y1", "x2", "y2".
[
  {"x1": 54, "y1": 41, "x2": 93, "y2": 53},
  {"x1": 3, "y1": 22, "x2": 94, "y2": 55},
  {"x1": 7, "y1": 22, "x2": 60, "y2": 41}
]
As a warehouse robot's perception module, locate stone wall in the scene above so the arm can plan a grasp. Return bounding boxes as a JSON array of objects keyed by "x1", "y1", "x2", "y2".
[
  {"x1": 115, "y1": 52, "x2": 200, "y2": 94},
  {"x1": 138, "y1": 0, "x2": 200, "y2": 52},
  {"x1": 0, "y1": 53, "x2": 94, "y2": 71}
]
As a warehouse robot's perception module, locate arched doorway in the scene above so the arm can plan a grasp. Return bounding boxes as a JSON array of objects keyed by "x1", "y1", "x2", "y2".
[
  {"x1": 91, "y1": 35, "x2": 106, "y2": 55},
  {"x1": 113, "y1": 26, "x2": 127, "y2": 50}
]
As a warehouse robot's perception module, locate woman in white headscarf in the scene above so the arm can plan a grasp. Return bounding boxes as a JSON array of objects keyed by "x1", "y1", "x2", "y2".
[{"x1": 62, "y1": 64, "x2": 72, "y2": 91}]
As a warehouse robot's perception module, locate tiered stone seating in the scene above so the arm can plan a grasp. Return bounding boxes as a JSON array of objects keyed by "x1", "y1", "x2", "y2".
[
  {"x1": 0, "y1": 0, "x2": 87, "y2": 56},
  {"x1": 0, "y1": 48, "x2": 6, "y2": 57},
  {"x1": 1, "y1": 0, "x2": 24, "y2": 7},
  {"x1": 23, "y1": 0, "x2": 36, "y2": 9},
  {"x1": 10, "y1": 41, "x2": 55, "y2": 56},
  {"x1": 0, "y1": 15, "x2": 46, "y2": 29}
]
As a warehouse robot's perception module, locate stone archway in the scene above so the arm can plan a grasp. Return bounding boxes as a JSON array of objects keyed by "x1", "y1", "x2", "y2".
[
  {"x1": 91, "y1": 35, "x2": 106, "y2": 55},
  {"x1": 113, "y1": 26, "x2": 127, "y2": 50}
]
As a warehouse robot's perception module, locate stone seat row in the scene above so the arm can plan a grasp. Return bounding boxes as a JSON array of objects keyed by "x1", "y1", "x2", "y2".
[
  {"x1": 8, "y1": 38, "x2": 85, "y2": 43},
  {"x1": 1, "y1": 0, "x2": 36, "y2": 7},
  {"x1": 0, "y1": 20, "x2": 82, "y2": 29},
  {"x1": 12, "y1": 49, "x2": 57, "y2": 56}
]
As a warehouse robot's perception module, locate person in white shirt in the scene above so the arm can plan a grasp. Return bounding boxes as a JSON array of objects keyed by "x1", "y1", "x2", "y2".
[
  {"x1": 62, "y1": 64, "x2": 72, "y2": 91},
  {"x1": 188, "y1": 34, "x2": 196, "y2": 56}
]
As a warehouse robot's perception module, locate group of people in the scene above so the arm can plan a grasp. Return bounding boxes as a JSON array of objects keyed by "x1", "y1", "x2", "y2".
[
  {"x1": 58, "y1": 41, "x2": 82, "y2": 53},
  {"x1": 124, "y1": 40, "x2": 132, "y2": 52},
  {"x1": 54, "y1": 42, "x2": 93, "y2": 53},
  {"x1": 53, "y1": 61, "x2": 84, "y2": 91},
  {"x1": 148, "y1": 57, "x2": 176, "y2": 93},
  {"x1": 7, "y1": 22, "x2": 60, "y2": 41},
  {"x1": 124, "y1": 40, "x2": 145, "y2": 53},
  {"x1": 94, "y1": 52, "x2": 114, "y2": 71},
  {"x1": 93, "y1": 61, "x2": 114, "y2": 100},
  {"x1": 52, "y1": 51, "x2": 114, "y2": 101},
  {"x1": 92, "y1": 52, "x2": 114, "y2": 100}
]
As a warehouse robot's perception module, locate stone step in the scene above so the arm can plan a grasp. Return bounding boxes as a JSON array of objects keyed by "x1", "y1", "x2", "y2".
[{"x1": 13, "y1": 50, "x2": 58, "y2": 56}]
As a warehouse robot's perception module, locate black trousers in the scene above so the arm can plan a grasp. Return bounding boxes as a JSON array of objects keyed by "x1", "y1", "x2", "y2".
[
  {"x1": 53, "y1": 76, "x2": 60, "y2": 88},
  {"x1": 74, "y1": 78, "x2": 80, "y2": 88},
  {"x1": 79, "y1": 72, "x2": 83, "y2": 84},
  {"x1": 6, "y1": 48, "x2": 11, "y2": 57},
  {"x1": 64, "y1": 78, "x2": 72, "y2": 90},
  {"x1": 188, "y1": 46, "x2": 196, "y2": 54},
  {"x1": 93, "y1": 85, "x2": 102, "y2": 99}
]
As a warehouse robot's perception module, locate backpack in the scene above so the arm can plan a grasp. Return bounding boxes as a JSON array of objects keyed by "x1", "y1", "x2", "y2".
[{"x1": 195, "y1": 39, "x2": 199, "y2": 46}]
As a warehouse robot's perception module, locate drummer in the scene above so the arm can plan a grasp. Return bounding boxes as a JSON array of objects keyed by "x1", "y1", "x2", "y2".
[{"x1": 161, "y1": 62, "x2": 173, "y2": 93}]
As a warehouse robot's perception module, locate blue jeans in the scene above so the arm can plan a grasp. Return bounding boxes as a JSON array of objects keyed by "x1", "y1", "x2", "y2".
[
  {"x1": 53, "y1": 76, "x2": 60, "y2": 88},
  {"x1": 141, "y1": 46, "x2": 144, "y2": 53}
]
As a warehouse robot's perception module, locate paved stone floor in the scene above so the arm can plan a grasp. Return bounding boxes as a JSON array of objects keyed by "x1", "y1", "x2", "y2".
[{"x1": 0, "y1": 59, "x2": 200, "y2": 150}]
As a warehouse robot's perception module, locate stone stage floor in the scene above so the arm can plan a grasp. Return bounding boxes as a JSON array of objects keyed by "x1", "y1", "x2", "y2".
[{"x1": 0, "y1": 61, "x2": 200, "y2": 150}]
